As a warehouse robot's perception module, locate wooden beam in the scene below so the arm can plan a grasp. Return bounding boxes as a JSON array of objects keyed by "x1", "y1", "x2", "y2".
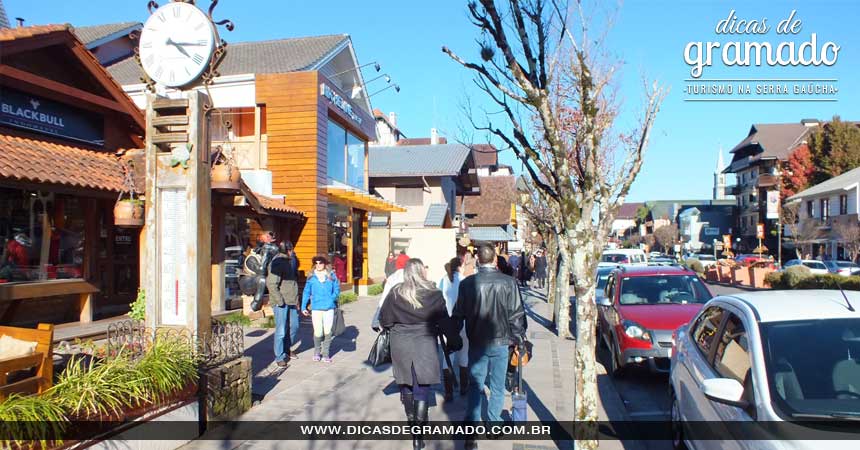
[{"x1": 0, "y1": 64, "x2": 128, "y2": 114}]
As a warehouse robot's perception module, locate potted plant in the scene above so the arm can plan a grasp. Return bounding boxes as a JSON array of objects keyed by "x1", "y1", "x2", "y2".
[
  {"x1": 115, "y1": 160, "x2": 144, "y2": 227},
  {"x1": 748, "y1": 260, "x2": 774, "y2": 289},
  {"x1": 211, "y1": 143, "x2": 241, "y2": 192}
]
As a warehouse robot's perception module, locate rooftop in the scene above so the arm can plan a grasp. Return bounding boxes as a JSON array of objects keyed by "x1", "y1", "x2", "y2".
[
  {"x1": 107, "y1": 34, "x2": 349, "y2": 85},
  {"x1": 725, "y1": 122, "x2": 815, "y2": 173},
  {"x1": 369, "y1": 144, "x2": 471, "y2": 177},
  {"x1": 724, "y1": 290, "x2": 860, "y2": 323},
  {"x1": 72, "y1": 22, "x2": 139, "y2": 46},
  {"x1": 787, "y1": 166, "x2": 860, "y2": 202},
  {"x1": 459, "y1": 175, "x2": 517, "y2": 226}
]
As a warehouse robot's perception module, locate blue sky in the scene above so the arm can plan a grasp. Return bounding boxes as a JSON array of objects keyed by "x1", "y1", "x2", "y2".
[{"x1": 8, "y1": 0, "x2": 858, "y2": 202}]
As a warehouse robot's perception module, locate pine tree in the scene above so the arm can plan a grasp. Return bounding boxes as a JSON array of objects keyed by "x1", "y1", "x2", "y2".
[{"x1": 810, "y1": 116, "x2": 860, "y2": 183}]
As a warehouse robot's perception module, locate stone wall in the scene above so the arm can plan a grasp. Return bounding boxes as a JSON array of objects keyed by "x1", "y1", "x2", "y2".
[{"x1": 204, "y1": 356, "x2": 252, "y2": 421}]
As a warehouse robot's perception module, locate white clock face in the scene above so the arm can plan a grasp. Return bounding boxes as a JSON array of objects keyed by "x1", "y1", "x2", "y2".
[{"x1": 139, "y1": 2, "x2": 216, "y2": 88}]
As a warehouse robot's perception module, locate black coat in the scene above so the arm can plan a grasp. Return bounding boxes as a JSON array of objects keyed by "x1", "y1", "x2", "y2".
[
  {"x1": 379, "y1": 288, "x2": 462, "y2": 385},
  {"x1": 453, "y1": 267, "x2": 527, "y2": 349}
]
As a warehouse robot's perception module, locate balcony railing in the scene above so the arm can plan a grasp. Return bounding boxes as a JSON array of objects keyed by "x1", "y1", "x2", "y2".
[
  {"x1": 212, "y1": 137, "x2": 268, "y2": 170},
  {"x1": 757, "y1": 174, "x2": 778, "y2": 188},
  {"x1": 726, "y1": 184, "x2": 743, "y2": 196}
]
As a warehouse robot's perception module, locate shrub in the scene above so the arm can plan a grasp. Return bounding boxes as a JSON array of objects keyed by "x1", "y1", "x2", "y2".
[
  {"x1": 795, "y1": 274, "x2": 860, "y2": 290},
  {"x1": 51, "y1": 353, "x2": 143, "y2": 419},
  {"x1": 338, "y1": 291, "x2": 358, "y2": 305},
  {"x1": 686, "y1": 258, "x2": 705, "y2": 274},
  {"x1": 368, "y1": 284, "x2": 384, "y2": 296},
  {"x1": 765, "y1": 271, "x2": 785, "y2": 289},
  {"x1": 783, "y1": 265, "x2": 812, "y2": 288},
  {"x1": 128, "y1": 288, "x2": 146, "y2": 322}
]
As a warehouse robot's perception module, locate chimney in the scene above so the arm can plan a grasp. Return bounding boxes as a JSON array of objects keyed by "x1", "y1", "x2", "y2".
[
  {"x1": 801, "y1": 118, "x2": 820, "y2": 127},
  {"x1": 388, "y1": 112, "x2": 397, "y2": 128},
  {"x1": 430, "y1": 128, "x2": 438, "y2": 145},
  {"x1": 16, "y1": 17, "x2": 25, "y2": 27}
]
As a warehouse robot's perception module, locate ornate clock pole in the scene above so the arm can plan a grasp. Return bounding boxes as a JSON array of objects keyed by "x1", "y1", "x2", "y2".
[{"x1": 137, "y1": 0, "x2": 233, "y2": 338}]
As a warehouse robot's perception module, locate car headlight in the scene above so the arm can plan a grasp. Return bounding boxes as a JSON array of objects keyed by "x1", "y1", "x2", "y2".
[{"x1": 623, "y1": 320, "x2": 652, "y2": 341}]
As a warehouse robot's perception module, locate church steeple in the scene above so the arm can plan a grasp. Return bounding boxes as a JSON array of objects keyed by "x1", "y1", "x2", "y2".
[{"x1": 714, "y1": 146, "x2": 726, "y2": 200}]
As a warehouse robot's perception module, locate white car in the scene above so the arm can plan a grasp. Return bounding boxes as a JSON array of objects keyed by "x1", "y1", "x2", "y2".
[
  {"x1": 670, "y1": 290, "x2": 860, "y2": 450},
  {"x1": 823, "y1": 260, "x2": 860, "y2": 277},
  {"x1": 690, "y1": 254, "x2": 717, "y2": 268},
  {"x1": 599, "y1": 249, "x2": 648, "y2": 267},
  {"x1": 782, "y1": 259, "x2": 830, "y2": 275}
]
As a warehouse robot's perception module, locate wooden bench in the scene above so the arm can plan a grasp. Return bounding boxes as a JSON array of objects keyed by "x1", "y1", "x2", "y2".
[{"x1": 0, "y1": 323, "x2": 54, "y2": 401}]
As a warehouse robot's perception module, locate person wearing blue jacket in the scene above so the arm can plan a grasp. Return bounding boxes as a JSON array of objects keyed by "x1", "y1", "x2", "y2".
[{"x1": 301, "y1": 255, "x2": 340, "y2": 362}]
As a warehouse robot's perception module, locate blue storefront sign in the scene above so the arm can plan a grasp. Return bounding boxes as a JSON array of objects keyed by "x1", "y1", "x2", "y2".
[{"x1": 0, "y1": 87, "x2": 104, "y2": 146}]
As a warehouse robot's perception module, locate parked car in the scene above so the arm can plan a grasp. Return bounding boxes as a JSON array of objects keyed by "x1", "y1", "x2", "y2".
[
  {"x1": 594, "y1": 266, "x2": 615, "y2": 304},
  {"x1": 734, "y1": 254, "x2": 773, "y2": 266},
  {"x1": 783, "y1": 259, "x2": 830, "y2": 275},
  {"x1": 822, "y1": 260, "x2": 860, "y2": 277},
  {"x1": 597, "y1": 265, "x2": 713, "y2": 375},
  {"x1": 690, "y1": 254, "x2": 717, "y2": 268},
  {"x1": 649, "y1": 256, "x2": 678, "y2": 266},
  {"x1": 669, "y1": 290, "x2": 860, "y2": 450},
  {"x1": 599, "y1": 249, "x2": 648, "y2": 267}
]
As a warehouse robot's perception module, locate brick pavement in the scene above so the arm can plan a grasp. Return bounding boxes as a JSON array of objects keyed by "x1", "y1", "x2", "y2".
[{"x1": 180, "y1": 287, "x2": 640, "y2": 450}]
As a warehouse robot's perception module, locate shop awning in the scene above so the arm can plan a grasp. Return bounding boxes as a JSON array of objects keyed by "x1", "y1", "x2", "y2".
[
  {"x1": 239, "y1": 180, "x2": 305, "y2": 220},
  {"x1": 0, "y1": 133, "x2": 127, "y2": 192},
  {"x1": 468, "y1": 226, "x2": 516, "y2": 242},
  {"x1": 323, "y1": 185, "x2": 406, "y2": 213}
]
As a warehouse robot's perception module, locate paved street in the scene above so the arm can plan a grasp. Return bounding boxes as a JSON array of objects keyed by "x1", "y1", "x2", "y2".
[{"x1": 181, "y1": 287, "x2": 642, "y2": 450}]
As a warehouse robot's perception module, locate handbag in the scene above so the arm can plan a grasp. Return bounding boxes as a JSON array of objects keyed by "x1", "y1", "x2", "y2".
[
  {"x1": 332, "y1": 308, "x2": 346, "y2": 336},
  {"x1": 367, "y1": 329, "x2": 391, "y2": 367}
]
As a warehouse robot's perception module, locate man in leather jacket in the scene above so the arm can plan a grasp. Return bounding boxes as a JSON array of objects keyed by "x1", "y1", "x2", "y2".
[
  {"x1": 251, "y1": 231, "x2": 280, "y2": 311},
  {"x1": 452, "y1": 243, "x2": 527, "y2": 428}
]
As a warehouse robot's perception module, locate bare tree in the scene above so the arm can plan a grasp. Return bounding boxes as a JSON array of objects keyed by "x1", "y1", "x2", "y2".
[
  {"x1": 444, "y1": 1, "x2": 665, "y2": 445},
  {"x1": 654, "y1": 224, "x2": 679, "y2": 253},
  {"x1": 782, "y1": 202, "x2": 822, "y2": 259},
  {"x1": 833, "y1": 221, "x2": 860, "y2": 262}
]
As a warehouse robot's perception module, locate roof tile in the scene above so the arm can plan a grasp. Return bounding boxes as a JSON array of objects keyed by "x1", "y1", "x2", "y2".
[
  {"x1": 369, "y1": 144, "x2": 471, "y2": 177},
  {"x1": 459, "y1": 176, "x2": 516, "y2": 225},
  {"x1": 72, "y1": 22, "x2": 139, "y2": 45},
  {"x1": 0, "y1": 133, "x2": 127, "y2": 191},
  {"x1": 0, "y1": 24, "x2": 69, "y2": 41}
]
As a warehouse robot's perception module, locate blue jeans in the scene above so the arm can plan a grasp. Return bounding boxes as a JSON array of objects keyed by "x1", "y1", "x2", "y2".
[
  {"x1": 467, "y1": 344, "x2": 509, "y2": 422},
  {"x1": 273, "y1": 304, "x2": 300, "y2": 362}
]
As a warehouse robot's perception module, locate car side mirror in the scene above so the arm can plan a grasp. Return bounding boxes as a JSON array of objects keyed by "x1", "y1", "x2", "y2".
[
  {"x1": 702, "y1": 378, "x2": 749, "y2": 408},
  {"x1": 596, "y1": 296, "x2": 612, "y2": 307}
]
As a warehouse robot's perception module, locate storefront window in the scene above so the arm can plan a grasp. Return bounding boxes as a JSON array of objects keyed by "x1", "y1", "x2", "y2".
[
  {"x1": 224, "y1": 214, "x2": 252, "y2": 309},
  {"x1": 327, "y1": 204, "x2": 349, "y2": 283},
  {"x1": 327, "y1": 119, "x2": 367, "y2": 189},
  {"x1": 0, "y1": 188, "x2": 85, "y2": 283},
  {"x1": 327, "y1": 120, "x2": 347, "y2": 184},
  {"x1": 347, "y1": 132, "x2": 366, "y2": 190}
]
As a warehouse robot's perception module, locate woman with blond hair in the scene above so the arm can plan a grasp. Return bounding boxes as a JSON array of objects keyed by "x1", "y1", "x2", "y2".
[{"x1": 380, "y1": 259, "x2": 461, "y2": 450}]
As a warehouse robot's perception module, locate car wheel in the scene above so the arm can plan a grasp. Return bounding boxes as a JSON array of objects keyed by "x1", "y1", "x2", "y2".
[
  {"x1": 609, "y1": 338, "x2": 625, "y2": 378},
  {"x1": 670, "y1": 391, "x2": 687, "y2": 450}
]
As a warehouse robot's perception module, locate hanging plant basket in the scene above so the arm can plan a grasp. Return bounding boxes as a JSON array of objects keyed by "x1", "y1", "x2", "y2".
[
  {"x1": 115, "y1": 198, "x2": 144, "y2": 227},
  {"x1": 211, "y1": 143, "x2": 241, "y2": 192},
  {"x1": 211, "y1": 162, "x2": 241, "y2": 192}
]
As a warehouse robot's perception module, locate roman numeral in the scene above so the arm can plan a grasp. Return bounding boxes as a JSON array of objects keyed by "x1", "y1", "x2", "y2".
[
  {"x1": 194, "y1": 22, "x2": 205, "y2": 31},
  {"x1": 192, "y1": 54, "x2": 204, "y2": 65},
  {"x1": 158, "y1": 12, "x2": 166, "y2": 22},
  {"x1": 184, "y1": 67, "x2": 192, "y2": 76},
  {"x1": 144, "y1": 55, "x2": 155, "y2": 67},
  {"x1": 172, "y1": 5, "x2": 181, "y2": 18},
  {"x1": 154, "y1": 66, "x2": 164, "y2": 79},
  {"x1": 196, "y1": 39, "x2": 207, "y2": 46},
  {"x1": 141, "y1": 40, "x2": 152, "y2": 49},
  {"x1": 169, "y1": 70, "x2": 175, "y2": 83}
]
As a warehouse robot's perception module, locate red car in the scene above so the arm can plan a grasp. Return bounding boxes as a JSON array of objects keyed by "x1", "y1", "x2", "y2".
[
  {"x1": 596, "y1": 265, "x2": 712, "y2": 375},
  {"x1": 734, "y1": 253, "x2": 774, "y2": 267}
]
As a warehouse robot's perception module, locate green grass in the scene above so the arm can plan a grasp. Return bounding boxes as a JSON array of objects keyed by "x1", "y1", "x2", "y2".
[
  {"x1": 368, "y1": 284, "x2": 384, "y2": 296},
  {"x1": 217, "y1": 311, "x2": 252, "y2": 326},
  {"x1": 338, "y1": 291, "x2": 358, "y2": 305}
]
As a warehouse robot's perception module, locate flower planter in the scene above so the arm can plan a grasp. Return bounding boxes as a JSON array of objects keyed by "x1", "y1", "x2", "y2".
[
  {"x1": 718, "y1": 265, "x2": 733, "y2": 281},
  {"x1": 211, "y1": 164, "x2": 241, "y2": 192},
  {"x1": 749, "y1": 267, "x2": 773, "y2": 289},
  {"x1": 705, "y1": 267, "x2": 719, "y2": 282},
  {"x1": 114, "y1": 200, "x2": 144, "y2": 227},
  {"x1": 731, "y1": 266, "x2": 750, "y2": 286}
]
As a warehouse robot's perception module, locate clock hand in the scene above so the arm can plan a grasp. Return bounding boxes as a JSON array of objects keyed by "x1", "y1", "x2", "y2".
[
  {"x1": 169, "y1": 41, "x2": 208, "y2": 46},
  {"x1": 165, "y1": 37, "x2": 192, "y2": 58}
]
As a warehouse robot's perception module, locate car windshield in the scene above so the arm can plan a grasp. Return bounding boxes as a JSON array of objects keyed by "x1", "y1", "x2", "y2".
[
  {"x1": 803, "y1": 261, "x2": 827, "y2": 270},
  {"x1": 596, "y1": 268, "x2": 612, "y2": 290},
  {"x1": 761, "y1": 319, "x2": 860, "y2": 419},
  {"x1": 696, "y1": 255, "x2": 716, "y2": 261},
  {"x1": 837, "y1": 262, "x2": 858, "y2": 268},
  {"x1": 618, "y1": 275, "x2": 711, "y2": 305},
  {"x1": 602, "y1": 254, "x2": 629, "y2": 263}
]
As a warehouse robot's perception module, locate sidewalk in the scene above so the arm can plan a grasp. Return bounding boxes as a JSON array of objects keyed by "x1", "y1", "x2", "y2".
[{"x1": 181, "y1": 287, "x2": 640, "y2": 450}]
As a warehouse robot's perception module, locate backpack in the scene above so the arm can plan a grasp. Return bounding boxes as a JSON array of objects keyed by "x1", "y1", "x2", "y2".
[{"x1": 243, "y1": 250, "x2": 264, "y2": 276}]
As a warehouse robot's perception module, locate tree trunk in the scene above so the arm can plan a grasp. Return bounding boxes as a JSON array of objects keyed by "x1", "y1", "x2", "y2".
[
  {"x1": 570, "y1": 232, "x2": 601, "y2": 449},
  {"x1": 555, "y1": 241, "x2": 572, "y2": 338}
]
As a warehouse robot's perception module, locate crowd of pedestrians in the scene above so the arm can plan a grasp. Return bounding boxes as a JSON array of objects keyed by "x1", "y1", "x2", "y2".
[
  {"x1": 373, "y1": 243, "x2": 528, "y2": 449},
  {"x1": 247, "y1": 231, "x2": 540, "y2": 448}
]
